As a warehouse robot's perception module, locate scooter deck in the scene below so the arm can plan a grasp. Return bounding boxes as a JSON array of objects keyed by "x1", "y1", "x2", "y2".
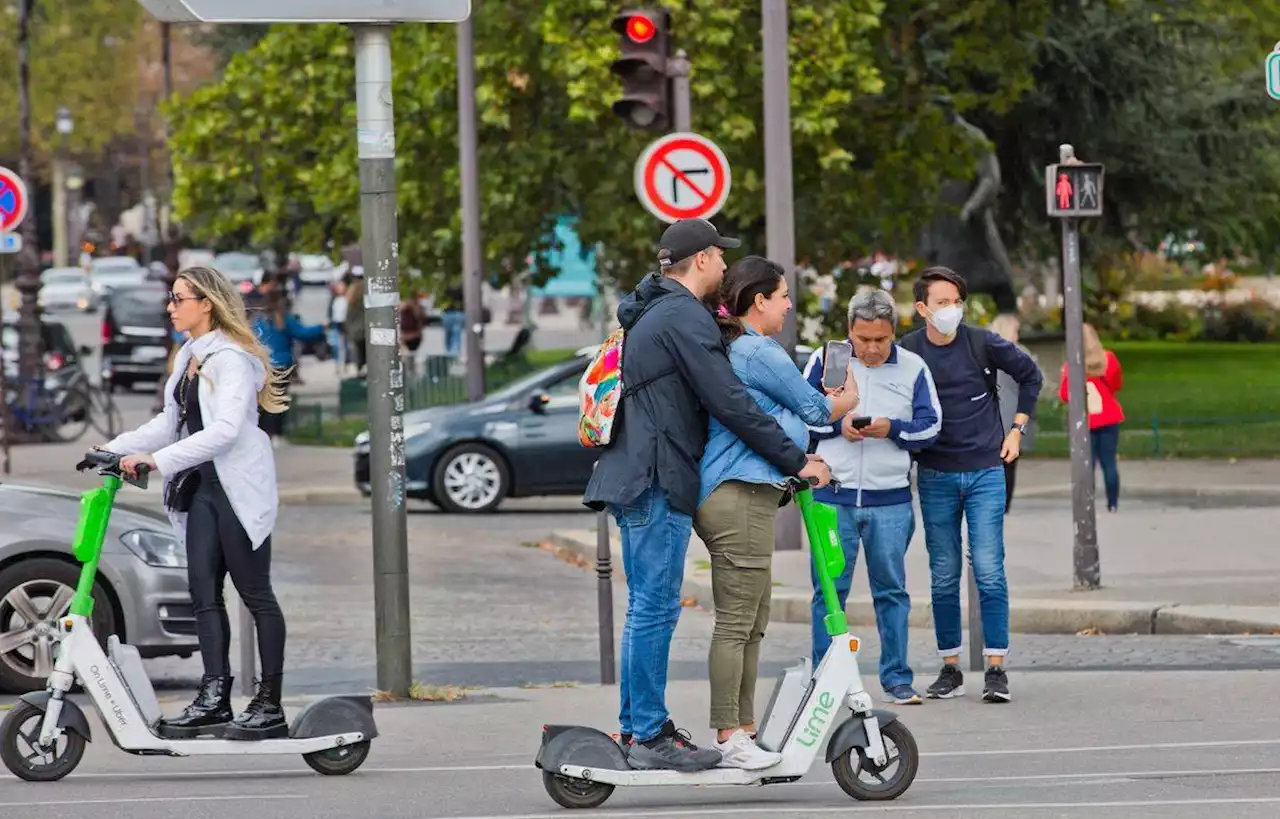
[
  {"x1": 128, "y1": 732, "x2": 367, "y2": 756},
  {"x1": 557, "y1": 762, "x2": 798, "y2": 787}
]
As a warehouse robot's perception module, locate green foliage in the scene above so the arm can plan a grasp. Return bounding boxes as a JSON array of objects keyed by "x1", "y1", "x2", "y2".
[{"x1": 0, "y1": 0, "x2": 144, "y2": 161}]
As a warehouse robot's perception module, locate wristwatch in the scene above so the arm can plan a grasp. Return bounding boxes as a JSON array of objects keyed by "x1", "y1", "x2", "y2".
[{"x1": 1011, "y1": 422, "x2": 1028, "y2": 435}]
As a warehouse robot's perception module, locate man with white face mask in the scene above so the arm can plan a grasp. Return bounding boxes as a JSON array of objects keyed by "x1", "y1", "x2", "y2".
[{"x1": 899, "y1": 266, "x2": 1042, "y2": 704}]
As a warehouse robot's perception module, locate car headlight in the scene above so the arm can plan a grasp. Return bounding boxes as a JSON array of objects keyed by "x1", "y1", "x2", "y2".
[{"x1": 120, "y1": 529, "x2": 187, "y2": 568}]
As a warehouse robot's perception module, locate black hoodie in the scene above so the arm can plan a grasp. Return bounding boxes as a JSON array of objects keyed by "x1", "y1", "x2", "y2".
[{"x1": 583, "y1": 272, "x2": 807, "y2": 517}]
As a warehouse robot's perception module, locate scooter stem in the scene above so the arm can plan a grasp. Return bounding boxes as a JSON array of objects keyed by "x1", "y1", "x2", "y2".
[
  {"x1": 793, "y1": 487, "x2": 848, "y2": 638},
  {"x1": 69, "y1": 475, "x2": 121, "y2": 619}
]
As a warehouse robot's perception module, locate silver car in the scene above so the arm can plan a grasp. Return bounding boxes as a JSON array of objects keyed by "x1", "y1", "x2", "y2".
[{"x1": 0, "y1": 484, "x2": 196, "y2": 694}]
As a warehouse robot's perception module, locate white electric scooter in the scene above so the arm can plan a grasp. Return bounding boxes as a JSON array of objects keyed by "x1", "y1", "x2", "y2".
[
  {"x1": 535, "y1": 478, "x2": 920, "y2": 809},
  {"x1": 0, "y1": 450, "x2": 378, "y2": 782}
]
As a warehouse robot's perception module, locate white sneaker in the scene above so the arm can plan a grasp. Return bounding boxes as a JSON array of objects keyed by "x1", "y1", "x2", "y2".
[{"x1": 714, "y1": 730, "x2": 783, "y2": 770}]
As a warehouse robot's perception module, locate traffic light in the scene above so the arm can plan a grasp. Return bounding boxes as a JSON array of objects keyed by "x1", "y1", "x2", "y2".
[{"x1": 609, "y1": 8, "x2": 672, "y2": 131}]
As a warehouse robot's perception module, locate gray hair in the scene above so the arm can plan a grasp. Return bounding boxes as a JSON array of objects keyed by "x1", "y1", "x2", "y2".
[{"x1": 847, "y1": 288, "x2": 898, "y2": 327}]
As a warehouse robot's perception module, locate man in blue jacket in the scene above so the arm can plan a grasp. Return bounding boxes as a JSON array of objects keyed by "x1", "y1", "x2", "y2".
[
  {"x1": 584, "y1": 218, "x2": 831, "y2": 772},
  {"x1": 899, "y1": 266, "x2": 1043, "y2": 704},
  {"x1": 803, "y1": 289, "x2": 941, "y2": 705}
]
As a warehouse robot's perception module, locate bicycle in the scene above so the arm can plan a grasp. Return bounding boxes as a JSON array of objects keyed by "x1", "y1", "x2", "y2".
[{"x1": 3, "y1": 377, "x2": 118, "y2": 443}]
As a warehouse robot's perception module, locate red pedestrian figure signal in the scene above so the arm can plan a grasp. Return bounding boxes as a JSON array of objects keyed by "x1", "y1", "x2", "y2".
[
  {"x1": 626, "y1": 15, "x2": 655, "y2": 43},
  {"x1": 1056, "y1": 172, "x2": 1073, "y2": 210}
]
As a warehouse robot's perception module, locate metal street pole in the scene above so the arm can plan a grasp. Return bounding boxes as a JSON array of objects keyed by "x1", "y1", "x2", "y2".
[
  {"x1": 596, "y1": 509, "x2": 616, "y2": 686},
  {"x1": 763, "y1": 0, "x2": 801, "y2": 552},
  {"x1": 1058, "y1": 143, "x2": 1100, "y2": 590},
  {"x1": 162, "y1": 22, "x2": 175, "y2": 235},
  {"x1": 15, "y1": 0, "x2": 42, "y2": 393},
  {"x1": 353, "y1": 23, "x2": 412, "y2": 697},
  {"x1": 456, "y1": 8, "x2": 485, "y2": 402},
  {"x1": 669, "y1": 49, "x2": 691, "y2": 132}
]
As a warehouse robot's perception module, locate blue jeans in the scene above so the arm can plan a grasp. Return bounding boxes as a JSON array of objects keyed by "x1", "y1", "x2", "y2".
[
  {"x1": 917, "y1": 466, "x2": 1010, "y2": 657},
  {"x1": 442, "y1": 311, "x2": 464, "y2": 358},
  {"x1": 1091, "y1": 424, "x2": 1121, "y2": 510},
  {"x1": 609, "y1": 486, "x2": 693, "y2": 743},
  {"x1": 810, "y1": 503, "x2": 915, "y2": 691}
]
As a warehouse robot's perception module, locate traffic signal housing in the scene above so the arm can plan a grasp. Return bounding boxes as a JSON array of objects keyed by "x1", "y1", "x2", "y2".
[{"x1": 609, "y1": 8, "x2": 671, "y2": 131}]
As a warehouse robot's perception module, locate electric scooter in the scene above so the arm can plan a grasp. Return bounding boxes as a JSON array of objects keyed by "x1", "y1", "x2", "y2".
[
  {"x1": 0, "y1": 449, "x2": 378, "y2": 782},
  {"x1": 535, "y1": 477, "x2": 920, "y2": 809}
]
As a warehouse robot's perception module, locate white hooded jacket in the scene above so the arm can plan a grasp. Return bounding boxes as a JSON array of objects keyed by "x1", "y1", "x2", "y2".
[{"x1": 105, "y1": 330, "x2": 277, "y2": 550}]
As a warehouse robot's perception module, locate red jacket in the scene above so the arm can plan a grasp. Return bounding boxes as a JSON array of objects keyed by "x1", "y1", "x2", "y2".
[{"x1": 1058, "y1": 350, "x2": 1125, "y2": 429}]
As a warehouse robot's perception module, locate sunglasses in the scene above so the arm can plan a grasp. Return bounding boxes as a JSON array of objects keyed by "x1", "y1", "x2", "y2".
[{"x1": 167, "y1": 292, "x2": 202, "y2": 306}]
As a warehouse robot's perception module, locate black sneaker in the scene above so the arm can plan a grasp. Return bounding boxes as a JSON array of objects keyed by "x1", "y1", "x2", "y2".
[
  {"x1": 926, "y1": 664, "x2": 965, "y2": 699},
  {"x1": 626, "y1": 721, "x2": 721, "y2": 772},
  {"x1": 983, "y1": 666, "x2": 1012, "y2": 703}
]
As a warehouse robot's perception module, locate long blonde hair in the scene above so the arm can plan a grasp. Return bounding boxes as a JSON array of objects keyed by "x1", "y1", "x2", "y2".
[
  {"x1": 177, "y1": 266, "x2": 291, "y2": 414},
  {"x1": 1082, "y1": 322, "x2": 1108, "y2": 378}
]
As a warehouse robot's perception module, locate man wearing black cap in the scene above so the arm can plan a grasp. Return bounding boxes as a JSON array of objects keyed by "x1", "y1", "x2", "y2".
[{"x1": 584, "y1": 218, "x2": 831, "y2": 772}]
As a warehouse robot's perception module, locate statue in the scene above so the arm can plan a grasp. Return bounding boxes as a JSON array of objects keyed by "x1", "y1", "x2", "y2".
[{"x1": 918, "y1": 100, "x2": 1019, "y2": 314}]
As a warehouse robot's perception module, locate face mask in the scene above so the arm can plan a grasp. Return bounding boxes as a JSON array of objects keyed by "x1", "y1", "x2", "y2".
[{"x1": 928, "y1": 304, "x2": 964, "y2": 336}]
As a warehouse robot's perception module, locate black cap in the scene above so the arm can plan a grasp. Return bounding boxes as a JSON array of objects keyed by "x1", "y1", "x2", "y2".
[{"x1": 657, "y1": 219, "x2": 741, "y2": 267}]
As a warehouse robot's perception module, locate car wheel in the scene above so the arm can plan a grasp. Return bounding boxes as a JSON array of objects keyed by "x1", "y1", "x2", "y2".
[
  {"x1": 432, "y1": 443, "x2": 509, "y2": 514},
  {"x1": 0, "y1": 559, "x2": 116, "y2": 695}
]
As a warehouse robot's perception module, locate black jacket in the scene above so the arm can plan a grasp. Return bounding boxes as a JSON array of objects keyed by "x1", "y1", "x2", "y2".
[{"x1": 583, "y1": 273, "x2": 808, "y2": 517}]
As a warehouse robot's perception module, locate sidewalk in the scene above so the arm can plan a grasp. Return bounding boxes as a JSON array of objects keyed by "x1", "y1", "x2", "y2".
[{"x1": 549, "y1": 458, "x2": 1280, "y2": 637}]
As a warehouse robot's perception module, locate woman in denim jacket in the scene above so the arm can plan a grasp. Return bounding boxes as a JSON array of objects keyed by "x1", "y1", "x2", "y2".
[{"x1": 695, "y1": 256, "x2": 859, "y2": 769}]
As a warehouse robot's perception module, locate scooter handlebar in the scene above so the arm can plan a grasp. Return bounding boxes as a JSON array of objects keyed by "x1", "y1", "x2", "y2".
[{"x1": 76, "y1": 449, "x2": 151, "y2": 488}]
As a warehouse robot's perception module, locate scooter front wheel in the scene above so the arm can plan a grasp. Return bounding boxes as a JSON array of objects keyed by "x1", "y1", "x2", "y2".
[
  {"x1": 303, "y1": 740, "x2": 371, "y2": 775},
  {"x1": 542, "y1": 770, "x2": 615, "y2": 809},
  {"x1": 1, "y1": 702, "x2": 86, "y2": 782},
  {"x1": 831, "y1": 719, "x2": 919, "y2": 801}
]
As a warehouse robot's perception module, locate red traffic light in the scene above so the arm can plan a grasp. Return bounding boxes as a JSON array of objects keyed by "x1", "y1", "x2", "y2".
[{"x1": 625, "y1": 14, "x2": 655, "y2": 43}]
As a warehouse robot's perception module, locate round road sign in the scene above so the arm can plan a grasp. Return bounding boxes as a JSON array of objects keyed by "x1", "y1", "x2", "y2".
[
  {"x1": 633, "y1": 132, "x2": 731, "y2": 224},
  {"x1": 0, "y1": 167, "x2": 29, "y2": 235}
]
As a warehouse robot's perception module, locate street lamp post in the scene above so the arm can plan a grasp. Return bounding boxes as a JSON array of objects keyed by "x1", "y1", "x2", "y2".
[{"x1": 56, "y1": 107, "x2": 74, "y2": 266}]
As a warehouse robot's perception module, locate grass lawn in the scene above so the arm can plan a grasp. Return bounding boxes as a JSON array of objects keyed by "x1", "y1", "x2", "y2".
[{"x1": 1029, "y1": 342, "x2": 1280, "y2": 459}]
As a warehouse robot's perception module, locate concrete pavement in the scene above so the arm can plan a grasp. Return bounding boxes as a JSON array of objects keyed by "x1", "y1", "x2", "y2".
[
  {"x1": 4, "y1": 671, "x2": 1280, "y2": 817},
  {"x1": 549, "y1": 458, "x2": 1280, "y2": 638}
]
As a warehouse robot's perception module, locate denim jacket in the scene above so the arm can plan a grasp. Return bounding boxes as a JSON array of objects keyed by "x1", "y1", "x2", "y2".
[{"x1": 698, "y1": 326, "x2": 832, "y2": 506}]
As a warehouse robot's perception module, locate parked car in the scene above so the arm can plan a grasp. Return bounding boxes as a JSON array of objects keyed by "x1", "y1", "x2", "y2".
[
  {"x1": 100, "y1": 282, "x2": 170, "y2": 392},
  {"x1": 2, "y1": 313, "x2": 93, "y2": 395},
  {"x1": 214, "y1": 252, "x2": 265, "y2": 286},
  {"x1": 354, "y1": 350, "x2": 600, "y2": 513},
  {"x1": 0, "y1": 483, "x2": 196, "y2": 693},
  {"x1": 89, "y1": 256, "x2": 147, "y2": 298},
  {"x1": 38, "y1": 267, "x2": 96, "y2": 313}
]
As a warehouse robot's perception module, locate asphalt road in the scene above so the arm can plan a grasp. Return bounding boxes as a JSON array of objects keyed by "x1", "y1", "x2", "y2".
[{"x1": 3, "y1": 672, "x2": 1280, "y2": 818}]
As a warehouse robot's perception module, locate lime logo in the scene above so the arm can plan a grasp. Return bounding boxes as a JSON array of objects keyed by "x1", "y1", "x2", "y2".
[
  {"x1": 1268, "y1": 47, "x2": 1280, "y2": 101},
  {"x1": 796, "y1": 690, "x2": 836, "y2": 747}
]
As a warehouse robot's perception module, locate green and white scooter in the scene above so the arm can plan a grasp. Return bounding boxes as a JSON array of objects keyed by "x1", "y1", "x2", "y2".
[
  {"x1": 535, "y1": 477, "x2": 920, "y2": 809},
  {"x1": 0, "y1": 450, "x2": 378, "y2": 782}
]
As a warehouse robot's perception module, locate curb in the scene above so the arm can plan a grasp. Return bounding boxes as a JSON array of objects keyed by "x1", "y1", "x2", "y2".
[
  {"x1": 545, "y1": 530, "x2": 1280, "y2": 637},
  {"x1": 277, "y1": 486, "x2": 365, "y2": 506}
]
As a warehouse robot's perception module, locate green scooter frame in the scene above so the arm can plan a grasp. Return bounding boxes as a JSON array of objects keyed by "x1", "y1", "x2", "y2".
[
  {"x1": 0, "y1": 450, "x2": 378, "y2": 782},
  {"x1": 536, "y1": 479, "x2": 920, "y2": 809}
]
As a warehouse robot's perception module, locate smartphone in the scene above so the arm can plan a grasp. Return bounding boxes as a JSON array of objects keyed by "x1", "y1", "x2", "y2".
[
  {"x1": 822, "y1": 340, "x2": 853, "y2": 390},
  {"x1": 847, "y1": 416, "x2": 873, "y2": 430}
]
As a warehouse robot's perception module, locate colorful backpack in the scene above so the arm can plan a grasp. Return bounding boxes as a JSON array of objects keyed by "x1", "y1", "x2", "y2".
[{"x1": 578, "y1": 327, "x2": 626, "y2": 448}]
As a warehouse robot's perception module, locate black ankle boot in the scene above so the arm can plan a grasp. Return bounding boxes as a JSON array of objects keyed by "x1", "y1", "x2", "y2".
[
  {"x1": 157, "y1": 674, "x2": 233, "y2": 738},
  {"x1": 223, "y1": 675, "x2": 288, "y2": 741}
]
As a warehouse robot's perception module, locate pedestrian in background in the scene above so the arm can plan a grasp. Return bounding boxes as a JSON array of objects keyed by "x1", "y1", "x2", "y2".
[
  {"x1": 346, "y1": 268, "x2": 367, "y2": 376},
  {"x1": 1058, "y1": 322, "x2": 1124, "y2": 512},
  {"x1": 988, "y1": 314, "x2": 1038, "y2": 513}
]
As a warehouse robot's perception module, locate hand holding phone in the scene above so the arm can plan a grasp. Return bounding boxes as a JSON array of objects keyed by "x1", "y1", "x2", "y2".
[{"x1": 821, "y1": 341, "x2": 853, "y2": 391}]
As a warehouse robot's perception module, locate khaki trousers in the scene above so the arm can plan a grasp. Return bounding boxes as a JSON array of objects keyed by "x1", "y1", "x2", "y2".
[{"x1": 694, "y1": 480, "x2": 784, "y2": 730}]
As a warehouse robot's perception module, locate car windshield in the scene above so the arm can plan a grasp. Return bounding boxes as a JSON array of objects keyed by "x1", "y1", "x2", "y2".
[
  {"x1": 486, "y1": 356, "x2": 587, "y2": 403},
  {"x1": 3, "y1": 321, "x2": 72, "y2": 355},
  {"x1": 109, "y1": 286, "x2": 168, "y2": 326},
  {"x1": 216, "y1": 254, "x2": 257, "y2": 271},
  {"x1": 42, "y1": 269, "x2": 85, "y2": 284},
  {"x1": 92, "y1": 257, "x2": 141, "y2": 273}
]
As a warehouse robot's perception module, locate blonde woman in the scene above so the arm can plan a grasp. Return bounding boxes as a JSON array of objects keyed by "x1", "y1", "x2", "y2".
[
  {"x1": 103, "y1": 266, "x2": 292, "y2": 741},
  {"x1": 1058, "y1": 323, "x2": 1125, "y2": 511}
]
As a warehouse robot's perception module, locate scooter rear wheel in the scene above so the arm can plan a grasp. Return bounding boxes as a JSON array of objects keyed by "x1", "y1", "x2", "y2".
[
  {"x1": 831, "y1": 719, "x2": 919, "y2": 801},
  {"x1": 302, "y1": 740, "x2": 371, "y2": 776},
  {"x1": 1, "y1": 701, "x2": 86, "y2": 782},
  {"x1": 542, "y1": 770, "x2": 615, "y2": 809}
]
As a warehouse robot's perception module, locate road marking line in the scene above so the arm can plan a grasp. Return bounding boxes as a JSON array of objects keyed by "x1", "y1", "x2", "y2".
[
  {"x1": 440, "y1": 797, "x2": 1280, "y2": 819},
  {"x1": 0, "y1": 794, "x2": 306, "y2": 809},
  {"x1": 923, "y1": 737, "x2": 1280, "y2": 757}
]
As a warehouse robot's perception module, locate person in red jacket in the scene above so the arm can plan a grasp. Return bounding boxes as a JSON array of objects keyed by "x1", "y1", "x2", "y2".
[{"x1": 1058, "y1": 323, "x2": 1124, "y2": 511}]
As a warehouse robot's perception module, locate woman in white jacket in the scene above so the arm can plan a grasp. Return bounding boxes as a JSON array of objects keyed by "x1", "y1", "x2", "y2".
[{"x1": 104, "y1": 266, "x2": 292, "y2": 741}]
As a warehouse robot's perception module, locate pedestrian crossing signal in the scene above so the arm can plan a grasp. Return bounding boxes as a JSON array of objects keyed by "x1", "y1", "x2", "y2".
[{"x1": 1045, "y1": 163, "x2": 1104, "y2": 217}]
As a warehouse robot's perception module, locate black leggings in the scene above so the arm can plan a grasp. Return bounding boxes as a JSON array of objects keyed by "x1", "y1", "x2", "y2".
[{"x1": 186, "y1": 473, "x2": 286, "y2": 678}]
